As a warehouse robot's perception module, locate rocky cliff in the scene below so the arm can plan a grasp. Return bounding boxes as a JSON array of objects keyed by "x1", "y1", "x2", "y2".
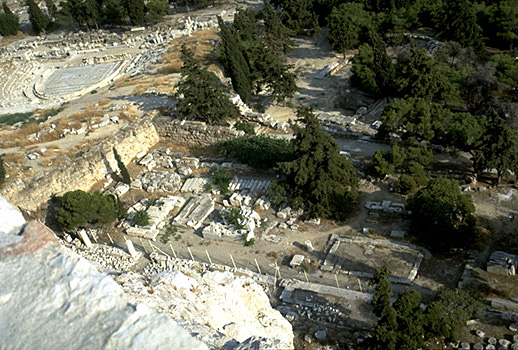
[{"x1": 0, "y1": 197, "x2": 294, "y2": 349}]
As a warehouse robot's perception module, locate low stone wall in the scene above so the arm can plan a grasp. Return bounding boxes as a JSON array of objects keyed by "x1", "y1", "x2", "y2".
[
  {"x1": 2, "y1": 116, "x2": 160, "y2": 210},
  {"x1": 153, "y1": 117, "x2": 244, "y2": 146}
]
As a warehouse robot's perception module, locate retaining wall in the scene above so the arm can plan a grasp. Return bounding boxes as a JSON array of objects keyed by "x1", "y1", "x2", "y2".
[{"x1": 2, "y1": 116, "x2": 160, "y2": 210}]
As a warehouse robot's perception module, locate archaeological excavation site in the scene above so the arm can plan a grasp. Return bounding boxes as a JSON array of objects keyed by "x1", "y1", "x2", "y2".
[{"x1": 1, "y1": 0, "x2": 518, "y2": 349}]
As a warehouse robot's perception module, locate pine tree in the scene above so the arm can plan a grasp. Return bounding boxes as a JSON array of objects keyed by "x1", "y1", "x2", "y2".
[
  {"x1": 278, "y1": 106, "x2": 358, "y2": 220},
  {"x1": 27, "y1": 0, "x2": 50, "y2": 34},
  {"x1": 217, "y1": 16, "x2": 252, "y2": 104},
  {"x1": 256, "y1": 47, "x2": 297, "y2": 103},
  {"x1": 45, "y1": 0, "x2": 57, "y2": 19},
  {"x1": 175, "y1": 45, "x2": 238, "y2": 124},
  {"x1": 113, "y1": 147, "x2": 131, "y2": 185},
  {"x1": 368, "y1": 30, "x2": 395, "y2": 96},
  {"x1": 0, "y1": 157, "x2": 6, "y2": 187}
]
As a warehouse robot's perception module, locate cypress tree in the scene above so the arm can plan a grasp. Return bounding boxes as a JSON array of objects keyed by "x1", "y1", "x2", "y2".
[
  {"x1": 0, "y1": 7, "x2": 18, "y2": 36},
  {"x1": 27, "y1": 0, "x2": 50, "y2": 34},
  {"x1": 217, "y1": 16, "x2": 252, "y2": 104},
  {"x1": 124, "y1": 0, "x2": 145, "y2": 25},
  {"x1": 2, "y1": 1, "x2": 11, "y2": 14},
  {"x1": 368, "y1": 30, "x2": 395, "y2": 96},
  {"x1": 263, "y1": 0, "x2": 294, "y2": 56},
  {"x1": 113, "y1": 147, "x2": 131, "y2": 184},
  {"x1": 370, "y1": 265, "x2": 393, "y2": 317}
]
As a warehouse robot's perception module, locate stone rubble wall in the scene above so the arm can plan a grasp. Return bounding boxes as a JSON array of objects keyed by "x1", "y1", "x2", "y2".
[
  {"x1": 153, "y1": 117, "x2": 245, "y2": 146},
  {"x1": 1, "y1": 116, "x2": 160, "y2": 211}
]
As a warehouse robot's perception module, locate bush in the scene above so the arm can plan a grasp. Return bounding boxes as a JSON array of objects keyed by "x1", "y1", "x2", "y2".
[
  {"x1": 219, "y1": 135, "x2": 294, "y2": 169},
  {"x1": 234, "y1": 121, "x2": 255, "y2": 135},
  {"x1": 56, "y1": 190, "x2": 119, "y2": 229},
  {"x1": 212, "y1": 168, "x2": 231, "y2": 194},
  {"x1": 224, "y1": 207, "x2": 244, "y2": 229},
  {"x1": 133, "y1": 210, "x2": 150, "y2": 226}
]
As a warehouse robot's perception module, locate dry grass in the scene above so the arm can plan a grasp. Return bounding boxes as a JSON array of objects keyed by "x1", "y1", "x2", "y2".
[{"x1": 97, "y1": 98, "x2": 112, "y2": 106}]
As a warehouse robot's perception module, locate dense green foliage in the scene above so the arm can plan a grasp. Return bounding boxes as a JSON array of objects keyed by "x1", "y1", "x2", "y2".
[
  {"x1": 366, "y1": 267, "x2": 484, "y2": 348},
  {"x1": 45, "y1": 0, "x2": 57, "y2": 19},
  {"x1": 263, "y1": 0, "x2": 294, "y2": 56},
  {"x1": 219, "y1": 135, "x2": 294, "y2": 169},
  {"x1": 124, "y1": 0, "x2": 145, "y2": 25},
  {"x1": 278, "y1": 106, "x2": 358, "y2": 220},
  {"x1": 436, "y1": 0, "x2": 483, "y2": 48},
  {"x1": 145, "y1": 0, "x2": 169, "y2": 24},
  {"x1": 217, "y1": 16, "x2": 253, "y2": 103},
  {"x1": 27, "y1": 0, "x2": 51, "y2": 34},
  {"x1": 424, "y1": 288, "x2": 485, "y2": 341},
  {"x1": 0, "y1": 2, "x2": 18, "y2": 36},
  {"x1": 56, "y1": 190, "x2": 120, "y2": 229},
  {"x1": 233, "y1": 121, "x2": 255, "y2": 135},
  {"x1": 224, "y1": 207, "x2": 244, "y2": 229},
  {"x1": 274, "y1": 0, "x2": 319, "y2": 36},
  {"x1": 133, "y1": 209, "x2": 150, "y2": 226},
  {"x1": 175, "y1": 45, "x2": 238, "y2": 124},
  {"x1": 327, "y1": 3, "x2": 373, "y2": 56},
  {"x1": 64, "y1": 0, "x2": 100, "y2": 29},
  {"x1": 113, "y1": 147, "x2": 131, "y2": 185},
  {"x1": 218, "y1": 6, "x2": 298, "y2": 103},
  {"x1": 211, "y1": 168, "x2": 231, "y2": 194},
  {"x1": 0, "y1": 157, "x2": 5, "y2": 187},
  {"x1": 351, "y1": 31, "x2": 394, "y2": 96},
  {"x1": 408, "y1": 177, "x2": 476, "y2": 249}
]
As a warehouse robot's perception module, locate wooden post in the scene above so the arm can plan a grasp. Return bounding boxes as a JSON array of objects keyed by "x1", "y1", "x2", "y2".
[
  {"x1": 254, "y1": 258, "x2": 261, "y2": 274},
  {"x1": 150, "y1": 242, "x2": 170, "y2": 258},
  {"x1": 187, "y1": 247, "x2": 195, "y2": 262},
  {"x1": 357, "y1": 278, "x2": 362, "y2": 293},
  {"x1": 335, "y1": 274, "x2": 340, "y2": 288},
  {"x1": 205, "y1": 250, "x2": 213, "y2": 265},
  {"x1": 106, "y1": 232, "x2": 113, "y2": 244},
  {"x1": 304, "y1": 270, "x2": 309, "y2": 282},
  {"x1": 169, "y1": 244, "x2": 177, "y2": 259},
  {"x1": 229, "y1": 254, "x2": 237, "y2": 269},
  {"x1": 274, "y1": 261, "x2": 282, "y2": 279}
]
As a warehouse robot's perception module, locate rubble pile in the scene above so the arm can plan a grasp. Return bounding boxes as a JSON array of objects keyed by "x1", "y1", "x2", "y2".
[{"x1": 131, "y1": 170, "x2": 182, "y2": 193}]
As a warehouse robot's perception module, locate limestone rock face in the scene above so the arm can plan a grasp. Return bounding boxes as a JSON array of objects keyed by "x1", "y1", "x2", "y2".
[
  {"x1": 0, "y1": 196, "x2": 25, "y2": 235},
  {"x1": 117, "y1": 270, "x2": 294, "y2": 349},
  {"x1": 0, "y1": 220, "x2": 208, "y2": 350}
]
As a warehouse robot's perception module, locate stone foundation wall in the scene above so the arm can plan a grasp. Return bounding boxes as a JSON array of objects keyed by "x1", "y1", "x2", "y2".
[
  {"x1": 2, "y1": 116, "x2": 160, "y2": 210},
  {"x1": 2, "y1": 116, "x2": 244, "y2": 210},
  {"x1": 153, "y1": 117, "x2": 244, "y2": 146}
]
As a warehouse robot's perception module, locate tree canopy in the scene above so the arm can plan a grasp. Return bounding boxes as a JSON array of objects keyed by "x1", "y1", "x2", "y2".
[
  {"x1": 56, "y1": 190, "x2": 120, "y2": 229},
  {"x1": 175, "y1": 45, "x2": 238, "y2": 124},
  {"x1": 278, "y1": 106, "x2": 358, "y2": 220},
  {"x1": 27, "y1": 0, "x2": 51, "y2": 34},
  {"x1": 408, "y1": 177, "x2": 476, "y2": 249},
  {"x1": 327, "y1": 3, "x2": 374, "y2": 56},
  {"x1": 0, "y1": 4, "x2": 18, "y2": 36}
]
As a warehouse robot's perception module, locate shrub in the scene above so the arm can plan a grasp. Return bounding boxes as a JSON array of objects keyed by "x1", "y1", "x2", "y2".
[
  {"x1": 224, "y1": 207, "x2": 244, "y2": 229},
  {"x1": 56, "y1": 190, "x2": 119, "y2": 229},
  {"x1": 212, "y1": 168, "x2": 231, "y2": 194},
  {"x1": 133, "y1": 210, "x2": 150, "y2": 226},
  {"x1": 219, "y1": 135, "x2": 294, "y2": 169},
  {"x1": 234, "y1": 121, "x2": 255, "y2": 135}
]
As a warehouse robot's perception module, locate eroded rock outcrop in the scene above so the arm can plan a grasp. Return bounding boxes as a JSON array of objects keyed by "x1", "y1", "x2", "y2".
[
  {"x1": 0, "y1": 198, "x2": 208, "y2": 350},
  {"x1": 117, "y1": 270, "x2": 294, "y2": 349}
]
